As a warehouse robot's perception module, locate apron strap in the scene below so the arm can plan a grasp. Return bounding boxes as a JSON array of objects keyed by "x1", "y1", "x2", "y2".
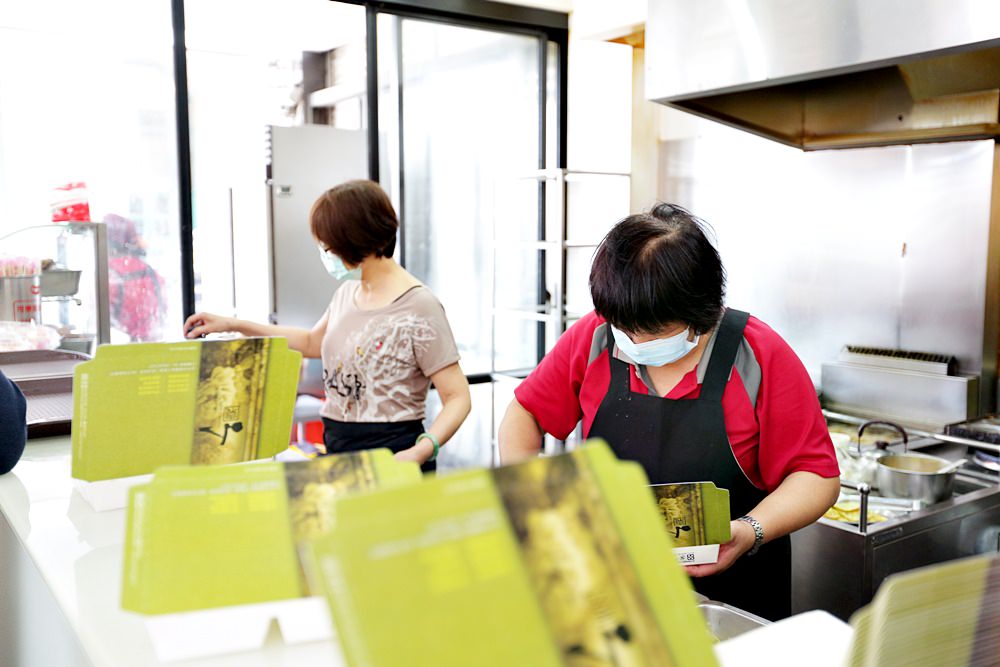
[
  {"x1": 700, "y1": 309, "x2": 750, "y2": 402},
  {"x1": 604, "y1": 324, "x2": 633, "y2": 399}
]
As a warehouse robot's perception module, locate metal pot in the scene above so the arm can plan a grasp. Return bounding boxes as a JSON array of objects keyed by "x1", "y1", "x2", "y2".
[
  {"x1": 0, "y1": 275, "x2": 41, "y2": 322},
  {"x1": 875, "y1": 453, "x2": 957, "y2": 504},
  {"x1": 842, "y1": 420, "x2": 908, "y2": 486}
]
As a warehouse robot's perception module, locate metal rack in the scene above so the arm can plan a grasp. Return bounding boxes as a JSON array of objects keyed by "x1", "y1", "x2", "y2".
[
  {"x1": 489, "y1": 168, "x2": 630, "y2": 459},
  {"x1": 490, "y1": 168, "x2": 630, "y2": 372}
]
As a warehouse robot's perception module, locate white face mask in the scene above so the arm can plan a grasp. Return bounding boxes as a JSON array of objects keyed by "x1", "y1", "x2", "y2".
[
  {"x1": 317, "y1": 246, "x2": 362, "y2": 281},
  {"x1": 611, "y1": 325, "x2": 699, "y2": 367}
]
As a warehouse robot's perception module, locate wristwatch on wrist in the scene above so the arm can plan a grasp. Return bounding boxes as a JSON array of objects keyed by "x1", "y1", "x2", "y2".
[{"x1": 737, "y1": 515, "x2": 764, "y2": 556}]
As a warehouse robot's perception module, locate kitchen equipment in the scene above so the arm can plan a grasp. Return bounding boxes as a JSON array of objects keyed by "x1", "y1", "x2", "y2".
[
  {"x1": 946, "y1": 414, "x2": 1000, "y2": 445},
  {"x1": 796, "y1": 415, "x2": 1000, "y2": 621},
  {"x1": 838, "y1": 346, "x2": 956, "y2": 376},
  {"x1": 647, "y1": 0, "x2": 1000, "y2": 150},
  {"x1": 936, "y1": 459, "x2": 968, "y2": 475},
  {"x1": 876, "y1": 452, "x2": 958, "y2": 504},
  {"x1": 698, "y1": 601, "x2": 769, "y2": 641},
  {"x1": 40, "y1": 268, "x2": 82, "y2": 297},
  {"x1": 841, "y1": 420, "x2": 908, "y2": 486},
  {"x1": 0, "y1": 276, "x2": 41, "y2": 323},
  {"x1": 973, "y1": 451, "x2": 1000, "y2": 472},
  {"x1": 821, "y1": 347, "x2": 978, "y2": 431},
  {"x1": 266, "y1": 125, "x2": 366, "y2": 329}
]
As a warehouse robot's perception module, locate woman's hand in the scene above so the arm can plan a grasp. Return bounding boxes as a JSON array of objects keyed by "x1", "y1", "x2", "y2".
[
  {"x1": 182, "y1": 312, "x2": 326, "y2": 358},
  {"x1": 393, "y1": 438, "x2": 435, "y2": 464},
  {"x1": 684, "y1": 520, "x2": 756, "y2": 578},
  {"x1": 184, "y1": 312, "x2": 238, "y2": 339},
  {"x1": 684, "y1": 471, "x2": 840, "y2": 579}
]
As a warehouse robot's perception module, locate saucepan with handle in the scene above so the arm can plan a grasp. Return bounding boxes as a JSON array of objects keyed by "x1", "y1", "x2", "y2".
[{"x1": 875, "y1": 453, "x2": 967, "y2": 504}]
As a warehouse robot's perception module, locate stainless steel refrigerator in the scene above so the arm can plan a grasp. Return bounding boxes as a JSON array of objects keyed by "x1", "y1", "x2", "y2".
[{"x1": 266, "y1": 124, "x2": 367, "y2": 329}]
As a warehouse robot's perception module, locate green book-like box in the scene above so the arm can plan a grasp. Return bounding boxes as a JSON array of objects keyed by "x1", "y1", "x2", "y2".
[
  {"x1": 846, "y1": 553, "x2": 1000, "y2": 667},
  {"x1": 122, "y1": 449, "x2": 421, "y2": 615},
  {"x1": 651, "y1": 482, "x2": 731, "y2": 565},
  {"x1": 303, "y1": 439, "x2": 719, "y2": 667},
  {"x1": 72, "y1": 337, "x2": 301, "y2": 481}
]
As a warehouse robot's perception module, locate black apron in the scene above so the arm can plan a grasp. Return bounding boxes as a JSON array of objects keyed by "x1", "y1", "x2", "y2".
[
  {"x1": 588, "y1": 309, "x2": 791, "y2": 621},
  {"x1": 322, "y1": 417, "x2": 436, "y2": 474}
]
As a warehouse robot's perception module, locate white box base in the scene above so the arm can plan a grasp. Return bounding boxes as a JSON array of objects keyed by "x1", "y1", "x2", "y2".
[
  {"x1": 73, "y1": 457, "x2": 281, "y2": 512},
  {"x1": 673, "y1": 543, "x2": 720, "y2": 565},
  {"x1": 73, "y1": 474, "x2": 153, "y2": 512},
  {"x1": 143, "y1": 597, "x2": 333, "y2": 663}
]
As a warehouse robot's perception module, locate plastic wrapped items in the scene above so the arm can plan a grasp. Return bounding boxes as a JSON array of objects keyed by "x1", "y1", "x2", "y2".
[{"x1": 0, "y1": 321, "x2": 61, "y2": 351}]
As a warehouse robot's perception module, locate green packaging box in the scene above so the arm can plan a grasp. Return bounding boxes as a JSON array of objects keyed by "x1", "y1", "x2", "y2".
[
  {"x1": 122, "y1": 449, "x2": 421, "y2": 615},
  {"x1": 73, "y1": 337, "x2": 301, "y2": 481},
  {"x1": 305, "y1": 440, "x2": 719, "y2": 667},
  {"x1": 651, "y1": 481, "x2": 732, "y2": 565}
]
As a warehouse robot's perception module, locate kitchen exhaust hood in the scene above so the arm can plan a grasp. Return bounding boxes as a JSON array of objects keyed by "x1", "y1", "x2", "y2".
[{"x1": 646, "y1": 0, "x2": 1000, "y2": 150}]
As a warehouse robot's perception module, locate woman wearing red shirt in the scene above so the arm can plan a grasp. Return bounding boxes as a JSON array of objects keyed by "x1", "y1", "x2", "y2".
[{"x1": 498, "y1": 203, "x2": 840, "y2": 620}]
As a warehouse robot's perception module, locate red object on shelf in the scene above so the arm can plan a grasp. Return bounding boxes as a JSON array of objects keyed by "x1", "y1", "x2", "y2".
[{"x1": 51, "y1": 182, "x2": 92, "y2": 223}]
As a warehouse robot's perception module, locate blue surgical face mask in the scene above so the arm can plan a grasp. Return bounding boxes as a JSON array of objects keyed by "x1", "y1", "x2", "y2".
[
  {"x1": 317, "y1": 246, "x2": 362, "y2": 281},
  {"x1": 611, "y1": 325, "x2": 699, "y2": 367}
]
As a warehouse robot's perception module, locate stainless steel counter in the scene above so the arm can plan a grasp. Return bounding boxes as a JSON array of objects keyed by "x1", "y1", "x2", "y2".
[
  {"x1": 792, "y1": 469, "x2": 1000, "y2": 619},
  {"x1": 698, "y1": 599, "x2": 769, "y2": 641}
]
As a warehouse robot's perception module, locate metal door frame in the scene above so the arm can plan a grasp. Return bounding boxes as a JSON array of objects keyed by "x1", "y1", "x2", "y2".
[
  {"x1": 354, "y1": 0, "x2": 568, "y2": 382},
  {"x1": 170, "y1": 1, "x2": 568, "y2": 373}
]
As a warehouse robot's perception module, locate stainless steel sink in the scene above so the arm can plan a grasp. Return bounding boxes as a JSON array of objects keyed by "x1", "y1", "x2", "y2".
[{"x1": 698, "y1": 601, "x2": 770, "y2": 641}]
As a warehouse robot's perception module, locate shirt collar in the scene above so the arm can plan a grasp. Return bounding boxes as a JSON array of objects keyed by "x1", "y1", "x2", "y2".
[{"x1": 614, "y1": 326, "x2": 722, "y2": 387}]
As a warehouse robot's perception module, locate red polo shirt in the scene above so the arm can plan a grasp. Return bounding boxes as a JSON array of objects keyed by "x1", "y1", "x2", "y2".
[{"x1": 514, "y1": 311, "x2": 839, "y2": 492}]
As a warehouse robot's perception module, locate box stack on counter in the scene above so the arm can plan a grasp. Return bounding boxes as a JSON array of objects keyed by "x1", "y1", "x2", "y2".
[
  {"x1": 73, "y1": 338, "x2": 728, "y2": 665},
  {"x1": 119, "y1": 440, "x2": 721, "y2": 665}
]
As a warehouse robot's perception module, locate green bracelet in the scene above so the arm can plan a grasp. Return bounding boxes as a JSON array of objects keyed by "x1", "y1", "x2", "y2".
[{"x1": 416, "y1": 432, "x2": 440, "y2": 461}]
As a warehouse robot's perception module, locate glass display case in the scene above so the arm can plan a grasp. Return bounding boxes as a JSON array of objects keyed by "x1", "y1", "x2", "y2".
[{"x1": 0, "y1": 222, "x2": 110, "y2": 354}]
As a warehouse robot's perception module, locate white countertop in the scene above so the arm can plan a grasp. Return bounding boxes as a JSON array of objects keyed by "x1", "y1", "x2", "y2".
[
  {"x1": 0, "y1": 437, "x2": 853, "y2": 667},
  {"x1": 0, "y1": 437, "x2": 343, "y2": 667}
]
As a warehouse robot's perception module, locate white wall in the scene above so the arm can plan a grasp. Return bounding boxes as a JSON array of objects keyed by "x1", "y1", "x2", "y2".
[
  {"x1": 567, "y1": 40, "x2": 633, "y2": 174},
  {"x1": 570, "y1": 0, "x2": 646, "y2": 40}
]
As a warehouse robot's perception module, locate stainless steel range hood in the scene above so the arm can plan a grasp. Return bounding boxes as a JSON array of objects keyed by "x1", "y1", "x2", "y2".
[{"x1": 646, "y1": 0, "x2": 1000, "y2": 150}]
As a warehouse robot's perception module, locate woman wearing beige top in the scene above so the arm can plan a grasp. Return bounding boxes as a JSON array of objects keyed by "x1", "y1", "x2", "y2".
[{"x1": 184, "y1": 180, "x2": 471, "y2": 472}]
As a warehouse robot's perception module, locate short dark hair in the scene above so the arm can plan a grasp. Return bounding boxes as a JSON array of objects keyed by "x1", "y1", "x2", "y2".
[
  {"x1": 309, "y1": 180, "x2": 398, "y2": 265},
  {"x1": 589, "y1": 203, "x2": 726, "y2": 336}
]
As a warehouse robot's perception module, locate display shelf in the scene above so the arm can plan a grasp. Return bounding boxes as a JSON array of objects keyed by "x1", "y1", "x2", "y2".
[{"x1": 0, "y1": 222, "x2": 110, "y2": 348}]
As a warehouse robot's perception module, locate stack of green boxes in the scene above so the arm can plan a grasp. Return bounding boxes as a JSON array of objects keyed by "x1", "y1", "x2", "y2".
[{"x1": 123, "y1": 441, "x2": 720, "y2": 666}]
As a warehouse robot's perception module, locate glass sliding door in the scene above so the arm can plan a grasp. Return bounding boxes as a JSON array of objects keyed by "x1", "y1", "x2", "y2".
[
  {"x1": 378, "y1": 16, "x2": 544, "y2": 374},
  {"x1": 375, "y1": 15, "x2": 551, "y2": 469}
]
